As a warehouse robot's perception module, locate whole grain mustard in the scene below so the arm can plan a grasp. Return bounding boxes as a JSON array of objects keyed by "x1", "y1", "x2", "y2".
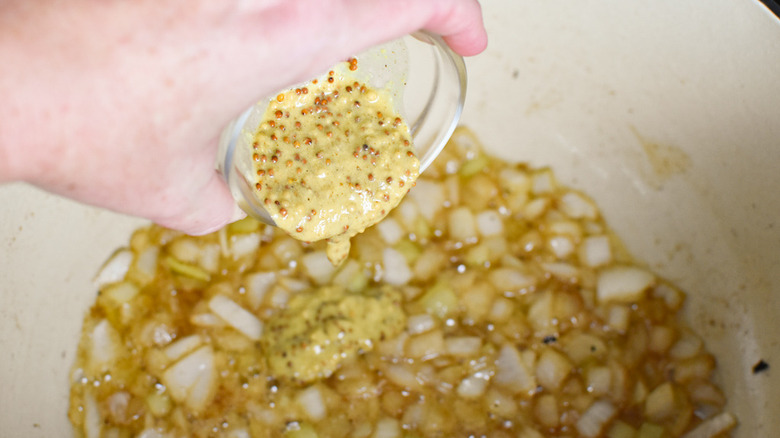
[{"x1": 251, "y1": 59, "x2": 420, "y2": 265}]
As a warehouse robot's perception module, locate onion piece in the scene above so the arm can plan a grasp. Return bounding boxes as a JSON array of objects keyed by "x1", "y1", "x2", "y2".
[
  {"x1": 457, "y1": 371, "x2": 490, "y2": 398},
  {"x1": 244, "y1": 271, "x2": 277, "y2": 310},
  {"x1": 548, "y1": 236, "x2": 575, "y2": 259},
  {"x1": 531, "y1": 168, "x2": 556, "y2": 194},
  {"x1": 208, "y1": 295, "x2": 263, "y2": 340},
  {"x1": 301, "y1": 251, "x2": 336, "y2": 285},
  {"x1": 607, "y1": 421, "x2": 637, "y2": 438},
  {"x1": 230, "y1": 232, "x2": 262, "y2": 259},
  {"x1": 536, "y1": 348, "x2": 573, "y2": 391},
  {"x1": 580, "y1": 235, "x2": 612, "y2": 268},
  {"x1": 89, "y1": 319, "x2": 120, "y2": 373},
  {"x1": 406, "y1": 314, "x2": 436, "y2": 335},
  {"x1": 83, "y1": 391, "x2": 102, "y2": 438},
  {"x1": 669, "y1": 330, "x2": 703, "y2": 360},
  {"x1": 163, "y1": 334, "x2": 203, "y2": 362},
  {"x1": 560, "y1": 191, "x2": 598, "y2": 219},
  {"x1": 133, "y1": 246, "x2": 159, "y2": 284},
  {"x1": 373, "y1": 418, "x2": 401, "y2": 438},
  {"x1": 408, "y1": 179, "x2": 445, "y2": 222},
  {"x1": 382, "y1": 248, "x2": 412, "y2": 286},
  {"x1": 102, "y1": 282, "x2": 139, "y2": 306},
  {"x1": 681, "y1": 412, "x2": 737, "y2": 438},
  {"x1": 597, "y1": 266, "x2": 655, "y2": 303},
  {"x1": 488, "y1": 267, "x2": 536, "y2": 294},
  {"x1": 296, "y1": 386, "x2": 326, "y2": 421},
  {"x1": 189, "y1": 312, "x2": 225, "y2": 328},
  {"x1": 377, "y1": 218, "x2": 404, "y2": 245},
  {"x1": 94, "y1": 249, "x2": 133, "y2": 287},
  {"x1": 383, "y1": 364, "x2": 423, "y2": 389},
  {"x1": 448, "y1": 206, "x2": 478, "y2": 243},
  {"x1": 494, "y1": 344, "x2": 536, "y2": 395},
  {"x1": 418, "y1": 282, "x2": 458, "y2": 318},
  {"x1": 406, "y1": 330, "x2": 445, "y2": 360},
  {"x1": 444, "y1": 336, "x2": 482, "y2": 357},
  {"x1": 534, "y1": 394, "x2": 560, "y2": 428},
  {"x1": 227, "y1": 429, "x2": 251, "y2": 438},
  {"x1": 645, "y1": 382, "x2": 677, "y2": 421},
  {"x1": 137, "y1": 429, "x2": 168, "y2": 438},
  {"x1": 576, "y1": 400, "x2": 617, "y2": 438},
  {"x1": 161, "y1": 346, "x2": 217, "y2": 413},
  {"x1": 476, "y1": 210, "x2": 504, "y2": 237}
]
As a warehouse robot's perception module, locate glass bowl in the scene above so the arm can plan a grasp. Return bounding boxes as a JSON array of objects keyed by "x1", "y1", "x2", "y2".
[{"x1": 216, "y1": 31, "x2": 467, "y2": 225}]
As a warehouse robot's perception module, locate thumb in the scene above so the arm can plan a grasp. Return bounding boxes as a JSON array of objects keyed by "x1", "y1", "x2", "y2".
[{"x1": 155, "y1": 170, "x2": 246, "y2": 236}]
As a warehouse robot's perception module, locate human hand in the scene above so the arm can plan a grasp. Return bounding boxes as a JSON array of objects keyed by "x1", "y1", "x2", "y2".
[{"x1": 0, "y1": 0, "x2": 487, "y2": 235}]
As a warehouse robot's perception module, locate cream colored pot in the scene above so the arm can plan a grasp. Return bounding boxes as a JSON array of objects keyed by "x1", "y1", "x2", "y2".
[{"x1": 1, "y1": 1, "x2": 778, "y2": 436}]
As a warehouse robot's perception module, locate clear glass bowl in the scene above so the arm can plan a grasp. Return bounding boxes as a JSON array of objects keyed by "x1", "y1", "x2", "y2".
[{"x1": 217, "y1": 31, "x2": 467, "y2": 225}]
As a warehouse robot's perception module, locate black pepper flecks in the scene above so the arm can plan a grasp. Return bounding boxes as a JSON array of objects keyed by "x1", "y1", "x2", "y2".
[{"x1": 753, "y1": 359, "x2": 770, "y2": 374}]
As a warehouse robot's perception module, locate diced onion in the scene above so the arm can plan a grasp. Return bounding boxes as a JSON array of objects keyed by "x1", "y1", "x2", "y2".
[
  {"x1": 681, "y1": 412, "x2": 736, "y2": 438},
  {"x1": 189, "y1": 313, "x2": 225, "y2": 328},
  {"x1": 645, "y1": 382, "x2": 677, "y2": 421},
  {"x1": 230, "y1": 232, "x2": 262, "y2": 259},
  {"x1": 448, "y1": 207, "x2": 478, "y2": 243},
  {"x1": 406, "y1": 314, "x2": 436, "y2": 335},
  {"x1": 444, "y1": 336, "x2": 482, "y2": 357},
  {"x1": 408, "y1": 179, "x2": 445, "y2": 222},
  {"x1": 560, "y1": 191, "x2": 598, "y2": 220},
  {"x1": 227, "y1": 429, "x2": 251, "y2": 438},
  {"x1": 597, "y1": 266, "x2": 655, "y2": 303},
  {"x1": 548, "y1": 236, "x2": 575, "y2": 259},
  {"x1": 406, "y1": 330, "x2": 445, "y2": 360},
  {"x1": 637, "y1": 422, "x2": 666, "y2": 438},
  {"x1": 244, "y1": 271, "x2": 276, "y2": 310},
  {"x1": 534, "y1": 394, "x2": 559, "y2": 428},
  {"x1": 134, "y1": 246, "x2": 159, "y2": 284},
  {"x1": 382, "y1": 248, "x2": 412, "y2": 286},
  {"x1": 169, "y1": 238, "x2": 201, "y2": 263},
  {"x1": 377, "y1": 218, "x2": 404, "y2": 245},
  {"x1": 94, "y1": 249, "x2": 133, "y2": 287},
  {"x1": 580, "y1": 235, "x2": 612, "y2": 268},
  {"x1": 586, "y1": 366, "x2": 613, "y2": 396},
  {"x1": 517, "y1": 427, "x2": 545, "y2": 438},
  {"x1": 536, "y1": 348, "x2": 573, "y2": 391},
  {"x1": 541, "y1": 262, "x2": 580, "y2": 280},
  {"x1": 102, "y1": 282, "x2": 139, "y2": 305},
  {"x1": 163, "y1": 335, "x2": 203, "y2": 362},
  {"x1": 576, "y1": 400, "x2": 617, "y2": 438},
  {"x1": 89, "y1": 319, "x2": 120, "y2": 373},
  {"x1": 494, "y1": 344, "x2": 536, "y2": 395},
  {"x1": 373, "y1": 417, "x2": 401, "y2": 438},
  {"x1": 83, "y1": 392, "x2": 102, "y2": 438},
  {"x1": 607, "y1": 421, "x2": 637, "y2": 438},
  {"x1": 523, "y1": 198, "x2": 549, "y2": 220},
  {"x1": 383, "y1": 364, "x2": 422, "y2": 389},
  {"x1": 301, "y1": 251, "x2": 336, "y2": 285},
  {"x1": 669, "y1": 331, "x2": 703, "y2": 360},
  {"x1": 457, "y1": 371, "x2": 490, "y2": 398},
  {"x1": 208, "y1": 295, "x2": 263, "y2": 341},
  {"x1": 531, "y1": 168, "x2": 556, "y2": 194},
  {"x1": 199, "y1": 243, "x2": 221, "y2": 273},
  {"x1": 606, "y1": 305, "x2": 631, "y2": 333},
  {"x1": 296, "y1": 386, "x2": 327, "y2": 421},
  {"x1": 161, "y1": 346, "x2": 217, "y2": 413},
  {"x1": 137, "y1": 429, "x2": 167, "y2": 438},
  {"x1": 488, "y1": 267, "x2": 536, "y2": 294},
  {"x1": 418, "y1": 282, "x2": 458, "y2": 318},
  {"x1": 476, "y1": 210, "x2": 504, "y2": 237}
]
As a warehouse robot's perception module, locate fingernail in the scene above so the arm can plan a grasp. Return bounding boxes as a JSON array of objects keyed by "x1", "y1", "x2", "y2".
[{"x1": 230, "y1": 203, "x2": 248, "y2": 223}]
